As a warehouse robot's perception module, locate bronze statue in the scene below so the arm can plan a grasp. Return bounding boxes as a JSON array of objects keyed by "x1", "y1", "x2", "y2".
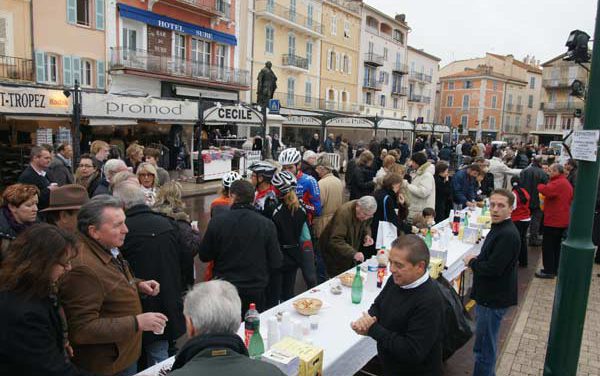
[{"x1": 257, "y1": 61, "x2": 277, "y2": 108}]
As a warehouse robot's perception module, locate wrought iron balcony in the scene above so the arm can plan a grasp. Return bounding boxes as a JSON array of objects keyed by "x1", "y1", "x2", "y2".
[
  {"x1": 542, "y1": 78, "x2": 572, "y2": 89},
  {"x1": 270, "y1": 92, "x2": 360, "y2": 113},
  {"x1": 424, "y1": 74, "x2": 433, "y2": 83},
  {"x1": 408, "y1": 95, "x2": 430, "y2": 103},
  {"x1": 392, "y1": 62, "x2": 408, "y2": 74},
  {"x1": 255, "y1": 0, "x2": 322, "y2": 35},
  {"x1": 282, "y1": 54, "x2": 308, "y2": 70},
  {"x1": 363, "y1": 52, "x2": 384, "y2": 67},
  {"x1": 0, "y1": 55, "x2": 34, "y2": 82},
  {"x1": 110, "y1": 48, "x2": 250, "y2": 88},
  {"x1": 391, "y1": 86, "x2": 408, "y2": 96},
  {"x1": 541, "y1": 101, "x2": 584, "y2": 112},
  {"x1": 172, "y1": 0, "x2": 231, "y2": 18},
  {"x1": 363, "y1": 78, "x2": 383, "y2": 90}
]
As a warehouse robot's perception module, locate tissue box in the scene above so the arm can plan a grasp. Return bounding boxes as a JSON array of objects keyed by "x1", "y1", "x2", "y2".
[
  {"x1": 429, "y1": 257, "x2": 444, "y2": 279},
  {"x1": 262, "y1": 348, "x2": 300, "y2": 376},
  {"x1": 270, "y1": 337, "x2": 324, "y2": 376}
]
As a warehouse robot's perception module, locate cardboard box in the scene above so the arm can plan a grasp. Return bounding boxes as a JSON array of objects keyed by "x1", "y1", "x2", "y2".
[{"x1": 271, "y1": 337, "x2": 324, "y2": 376}]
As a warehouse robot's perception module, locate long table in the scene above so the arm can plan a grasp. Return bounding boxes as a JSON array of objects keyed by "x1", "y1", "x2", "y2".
[{"x1": 136, "y1": 210, "x2": 485, "y2": 376}]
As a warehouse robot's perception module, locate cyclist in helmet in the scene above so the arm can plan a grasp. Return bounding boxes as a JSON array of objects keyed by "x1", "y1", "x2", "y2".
[
  {"x1": 210, "y1": 171, "x2": 242, "y2": 218},
  {"x1": 249, "y1": 161, "x2": 279, "y2": 217},
  {"x1": 278, "y1": 148, "x2": 322, "y2": 224}
]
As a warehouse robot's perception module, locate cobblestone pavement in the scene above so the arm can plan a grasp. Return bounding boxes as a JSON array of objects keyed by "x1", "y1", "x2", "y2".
[{"x1": 497, "y1": 263, "x2": 600, "y2": 376}]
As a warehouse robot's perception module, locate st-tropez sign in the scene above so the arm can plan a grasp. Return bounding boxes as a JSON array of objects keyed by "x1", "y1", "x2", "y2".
[
  {"x1": 204, "y1": 105, "x2": 263, "y2": 124},
  {"x1": 82, "y1": 93, "x2": 197, "y2": 121},
  {"x1": 118, "y1": 4, "x2": 237, "y2": 46},
  {"x1": 0, "y1": 85, "x2": 71, "y2": 115}
]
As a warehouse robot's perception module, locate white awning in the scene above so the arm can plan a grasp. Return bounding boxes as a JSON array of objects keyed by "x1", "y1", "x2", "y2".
[
  {"x1": 88, "y1": 118, "x2": 138, "y2": 126},
  {"x1": 378, "y1": 119, "x2": 413, "y2": 130},
  {"x1": 5, "y1": 115, "x2": 71, "y2": 122}
]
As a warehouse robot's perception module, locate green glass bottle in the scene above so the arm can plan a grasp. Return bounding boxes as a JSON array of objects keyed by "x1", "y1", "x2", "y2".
[
  {"x1": 351, "y1": 265, "x2": 363, "y2": 304},
  {"x1": 424, "y1": 226, "x2": 433, "y2": 249},
  {"x1": 248, "y1": 330, "x2": 265, "y2": 359}
]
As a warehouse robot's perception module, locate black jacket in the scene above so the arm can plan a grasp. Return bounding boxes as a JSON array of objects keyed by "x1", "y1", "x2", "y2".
[
  {"x1": 17, "y1": 165, "x2": 51, "y2": 210},
  {"x1": 434, "y1": 174, "x2": 452, "y2": 223},
  {"x1": 169, "y1": 334, "x2": 284, "y2": 376},
  {"x1": 47, "y1": 155, "x2": 74, "y2": 186},
  {"x1": 271, "y1": 203, "x2": 307, "y2": 269},
  {"x1": 469, "y1": 219, "x2": 520, "y2": 308},
  {"x1": 120, "y1": 205, "x2": 186, "y2": 344},
  {"x1": 371, "y1": 189, "x2": 411, "y2": 243},
  {"x1": 349, "y1": 165, "x2": 375, "y2": 200},
  {"x1": 0, "y1": 291, "x2": 92, "y2": 376},
  {"x1": 92, "y1": 178, "x2": 110, "y2": 197},
  {"x1": 520, "y1": 165, "x2": 548, "y2": 210},
  {"x1": 479, "y1": 172, "x2": 495, "y2": 198},
  {"x1": 513, "y1": 153, "x2": 530, "y2": 169},
  {"x1": 368, "y1": 278, "x2": 444, "y2": 376},
  {"x1": 301, "y1": 161, "x2": 319, "y2": 181},
  {"x1": 198, "y1": 203, "x2": 282, "y2": 290}
]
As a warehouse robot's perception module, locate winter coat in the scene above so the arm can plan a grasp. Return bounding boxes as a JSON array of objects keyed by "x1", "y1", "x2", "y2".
[
  {"x1": 489, "y1": 157, "x2": 520, "y2": 190},
  {"x1": 514, "y1": 153, "x2": 530, "y2": 169},
  {"x1": 47, "y1": 155, "x2": 74, "y2": 186},
  {"x1": 520, "y1": 164, "x2": 548, "y2": 210},
  {"x1": 272, "y1": 203, "x2": 307, "y2": 269},
  {"x1": 538, "y1": 174, "x2": 574, "y2": 228},
  {"x1": 17, "y1": 165, "x2": 51, "y2": 210},
  {"x1": 451, "y1": 168, "x2": 477, "y2": 206},
  {"x1": 320, "y1": 200, "x2": 372, "y2": 277},
  {"x1": 121, "y1": 205, "x2": 187, "y2": 345},
  {"x1": 58, "y1": 233, "x2": 143, "y2": 376},
  {"x1": 300, "y1": 160, "x2": 319, "y2": 181},
  {"x1": 168, "y1": 334, "x2": 284, "y2": 376},
  {"x1": 349, "y1": 165, "x2": 376, "y2": 200},
  {"x1": 405, "y1": 162, "x2": 436, "y2": 220},
  {"x1": 313, "y1": 173, "x2": 344, "y2": 238},
  {"x1": 434, "y1": 174, "x2": 452, "y2": 223},
  {"x1": 0, "y1": 291, "x2": 92, "y2": 376}
]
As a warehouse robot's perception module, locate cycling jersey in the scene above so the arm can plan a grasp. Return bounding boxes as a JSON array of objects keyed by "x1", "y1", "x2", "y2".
[
  {"x1": 296, "y1": 171, "x2": 322, "y2": 222},
  {"x1": 254, "y1": 185, "x2": 279, "y2": 218}
]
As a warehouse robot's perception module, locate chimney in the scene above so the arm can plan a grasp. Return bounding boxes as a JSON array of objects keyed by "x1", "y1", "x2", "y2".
[
  {"x1": 523, "y1": 55, "x2": 530, "y2": 64},
  {"x1": 395, "y1": 14, "x2": 406, "y2": 23}
]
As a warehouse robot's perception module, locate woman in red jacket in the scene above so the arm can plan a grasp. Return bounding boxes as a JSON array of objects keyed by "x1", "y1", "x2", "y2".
[
  {"x1": 511, "y1": 176, "x2": 531, "y2": 267},
  {"x1": 535, "y1": 163, "x2": 574, "y2": 279}
]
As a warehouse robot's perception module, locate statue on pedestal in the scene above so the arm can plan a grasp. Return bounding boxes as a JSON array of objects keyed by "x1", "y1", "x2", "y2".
[{"x1": 257, "y1": 61, "x2": 277, "y2": 108}]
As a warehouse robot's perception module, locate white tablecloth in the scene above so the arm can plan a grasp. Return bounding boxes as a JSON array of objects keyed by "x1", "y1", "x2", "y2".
[{"x1": 136, "y1": 210, "x2": 486, "y2": 376}]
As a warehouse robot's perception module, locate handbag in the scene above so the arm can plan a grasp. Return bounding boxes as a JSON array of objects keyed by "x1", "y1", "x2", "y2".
[{"x1": 376, "y1": 195, "x2": 398, "y2": 249}]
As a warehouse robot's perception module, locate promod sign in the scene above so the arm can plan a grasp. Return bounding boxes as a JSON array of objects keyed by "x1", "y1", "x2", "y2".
[{"x1": 204, "y1": 106, "x2": 263, "y2": 124}]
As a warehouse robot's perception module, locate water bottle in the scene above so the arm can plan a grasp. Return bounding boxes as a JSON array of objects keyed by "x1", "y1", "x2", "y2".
[
  {"x1": 248, "y1": 330, "x2": 265, "y2": 359},
  {"x1": 367, "y1": 256, "x2": 378, "y2": 292},
  {"x1": 244, "y1": 303, "x2": 260, "y2": 348},
  {"x1": 424, "y1": 226, "x2": 433, "y2": 249},
  {"x1": 351, "y1": 265, "x2": 363, "y2": 304}
]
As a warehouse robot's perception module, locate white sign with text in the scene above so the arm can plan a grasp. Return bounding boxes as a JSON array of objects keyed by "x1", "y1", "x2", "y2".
[
  {"x1": 0, "y1": 85, "x2": 71, "y2": 115},
  {"x1": 82, "y1": 93, "x2": 197, "y2": 121},
  {"x1": 571, "y1": 130, "x2": 600, "y2": 162}
]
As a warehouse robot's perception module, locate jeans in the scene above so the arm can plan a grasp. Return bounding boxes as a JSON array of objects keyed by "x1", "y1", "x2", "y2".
[
  {"x1": 473, "y1": 305, "x2": 508, "y2": 376},
  {"x1": 145, "y1": 340, "x2": 169, "y2": 367},
  {"x1": 113, "y1": 363, "x2": 137, "y2": 376}
]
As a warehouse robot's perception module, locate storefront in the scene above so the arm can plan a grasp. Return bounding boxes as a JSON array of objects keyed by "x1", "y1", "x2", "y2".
[
  {"x1": 376, "y1": 118, "x2": 414, "y2": 147},
  {"x1": 324, "y1": 117, "x2": 375, "y2": 147},
  {"x1": 282, "y1": 115, "x2": 323, "y2": 149},
  {"x1": 0, "y1": 84, "x2": 72, "y2": 187},
  {"x1": 81, "y1": 92, "x2": 198, "y2": 172},
  {"x1": 433, "y1": 124, "x2": 452, "y2": 144},
  {"x1": 414, "y1": 123, "x2": 434, "y2": 143}
]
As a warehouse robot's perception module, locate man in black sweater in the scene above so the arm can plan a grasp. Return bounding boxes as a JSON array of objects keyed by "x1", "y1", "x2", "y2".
[
  {"x1": 351, "y1": 235, "x2": 443, "y2": 376},
  {"x1": 18, "y1": 146, "x2": 53, "y2": 210},
  {"x1": 464, "y1": 189, "x2": 520, "y2": 376},
  {"x1": 198, "y1": 180, "x2": 282, "y2": 313}
]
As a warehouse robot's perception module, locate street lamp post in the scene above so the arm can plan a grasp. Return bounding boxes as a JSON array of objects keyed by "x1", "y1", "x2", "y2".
[
  {"x1": 543, "y1": 2, "x2": 600, "y2": 374},
  {"x1": 70, "y1": 80, "x2": 82, "y2": 162}
]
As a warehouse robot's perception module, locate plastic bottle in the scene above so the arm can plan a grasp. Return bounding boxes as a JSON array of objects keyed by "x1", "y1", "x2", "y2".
[
  {"x1": 244, "y1": 303, "x2": 260, "y2": 348},
  {"x1": 351, "y1": 265, "x2": 363, "y2": 304},
  {"x1": 376, "y1": 250, "x2": 388, "y2": 288},
  {"x1": 248, "y1": 330, "x2": 265, "y2": 359},
  {"x1": 451, "y1": 209, "x2": 460, "y2": 236},
  {"x1": 367, "y1": 256, "x2": 378, "y2": 292},
  {"x1": 424, "y1": 226, "x2": 433, "y2": 249},
  {"x1": 458, "y1": 214, "x2": 465, "y2": 241}
]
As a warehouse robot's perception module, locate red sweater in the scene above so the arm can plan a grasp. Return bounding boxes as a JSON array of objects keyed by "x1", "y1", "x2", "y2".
[
  {"x1": 538, "y1": 174, "x2": 573, "y2": 228},
  {"x1": 511, "y1": 188, "x2": 531, "y2": 221}
]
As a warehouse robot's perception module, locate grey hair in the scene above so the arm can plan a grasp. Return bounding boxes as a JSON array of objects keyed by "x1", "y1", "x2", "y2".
[
  {"x1": 183, "y1": 280, "x2": 241, "y2": 336},
  {"x1": 113, "y1": 180, "x2": 146, "y2": 209},
  {"x1": 551, "y1": 163, "x2": 564, "y2": 174},
  {"x1": 357, "y1": 195, "x2": 377, "y2": 213},
  {"x1": 103, "y1": 159, "x2": 127, "y2": 181},
  {"x1": 77, "y1": 195, "x2": 123, "y2": 235}
]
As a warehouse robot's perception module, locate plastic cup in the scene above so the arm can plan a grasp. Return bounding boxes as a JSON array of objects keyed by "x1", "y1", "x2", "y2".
[
  {"x1": 153, "y1": 324, "x2": 165, "y2": 335},
  {"x1": 309, "y1": 315, "x2": 319, "y2": 330}
]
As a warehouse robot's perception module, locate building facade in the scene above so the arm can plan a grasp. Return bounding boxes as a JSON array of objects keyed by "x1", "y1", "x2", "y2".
[
  {"x1": 407, "y1": 45, "x2": 440, "y2": 124},
  {"x1": 358, "y1": 5, "x2": 410, "y2": 118},
  {"x1": 319, "y1": 0, "x2": 361, "y2": 114},
  {"x1": 1, "y1": 0, "x2": 33, "y2": 83},
  {"x1": 537, "y1": 53, "x2": 588, "y2": 143}
]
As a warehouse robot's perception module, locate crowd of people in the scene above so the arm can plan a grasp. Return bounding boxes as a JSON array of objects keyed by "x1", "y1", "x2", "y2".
[{"x1": 0, "y1": 133, "x2": 584, "y2": 376}]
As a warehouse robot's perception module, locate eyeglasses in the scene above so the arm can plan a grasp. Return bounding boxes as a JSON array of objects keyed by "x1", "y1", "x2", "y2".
[
  {"x1": 78, "y1": 164, "x2": 94, "y2": 168},
  {"x1": 138, "y1": 173, "x2": 154, "y2": 178}
]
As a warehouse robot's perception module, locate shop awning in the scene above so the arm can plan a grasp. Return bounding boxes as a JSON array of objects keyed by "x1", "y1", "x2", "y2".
[
  {"x1": 118, "y1": 4, "x2": 237, "y2": 46},
  {"x1": 433, "y1": 124, "x2": 451, "y2": 133},
  {"x1": 88, "y1": 118, "x2": 138, "y2": 126},
  {"x1": 378, "y1": 119, "x2": 413, "y2": 130},
  {"x1": 5, "y1": 115, "x2": 71, "y2": 122}
]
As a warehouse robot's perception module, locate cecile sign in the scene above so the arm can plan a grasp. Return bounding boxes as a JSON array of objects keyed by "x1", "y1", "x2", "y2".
[{"x1": 82, "y1": 93, "x2": 197, "y2": 121}]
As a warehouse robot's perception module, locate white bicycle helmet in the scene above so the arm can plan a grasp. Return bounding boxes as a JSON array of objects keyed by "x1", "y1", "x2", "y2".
[
  {"x1": 278, "y1": 148, "x2": 302, "y2": 166},
  {"x1": 272, "y1": 171, "x2": 297, "y2": 194},
  {"x1": 222, "y1": 171, "x2": 242, "y2": 188},
  {"x1": 248, "y1": 161, "x2": 277, "y2": 178}
]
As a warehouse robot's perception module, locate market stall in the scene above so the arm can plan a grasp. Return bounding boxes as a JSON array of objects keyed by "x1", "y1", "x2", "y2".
[
  {"x1": 433, "y1": 124, "x2": 452, "y2": 145},
  {"x1": 324, "y1": 117, "x2": 375, "y2": 147},
  {"x1": 376, "y1": 118, "x2": 414, "y2": 147},
  {"x1": 136, "y1": 208, "x2": 488, "y2": 376},
  {"x1": 282, "y1": 115, "x2": 323, "y2": 149}
]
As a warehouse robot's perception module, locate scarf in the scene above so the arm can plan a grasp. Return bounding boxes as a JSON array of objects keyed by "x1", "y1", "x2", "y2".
[{"x1": 1, "y1": 206, "x2": 32, "y2": 235}]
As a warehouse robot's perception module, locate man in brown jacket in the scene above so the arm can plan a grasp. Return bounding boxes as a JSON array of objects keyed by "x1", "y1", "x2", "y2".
[
  {"x1": 320, "y1": 195, "x2": 376, "y2": 277},
  {"x1": 59, "y1": 195, "x2": 167, "y2": 376}
]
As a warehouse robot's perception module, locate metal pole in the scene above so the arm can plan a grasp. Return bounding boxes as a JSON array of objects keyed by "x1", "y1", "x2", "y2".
[
  {"x1": 72, "y1": 80, "x2": 81, "y2": 163},
  {"x1": 543, "y1": 2, "x2": 600, "y2": 374},
  {"x1": 261, "y1": 105, "x2": 268, "y2": 160}
]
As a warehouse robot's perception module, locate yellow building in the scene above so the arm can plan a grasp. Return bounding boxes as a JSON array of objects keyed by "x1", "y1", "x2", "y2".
[
  {"x1": 252, "y1": 0, "x2": 323, "y2": 111},
  {"x1": 319, "y1": 0, "x2": 361, "y2": 113},
  {"x1": 1, "y1": 0, "x2": 33, "y2": 82}
]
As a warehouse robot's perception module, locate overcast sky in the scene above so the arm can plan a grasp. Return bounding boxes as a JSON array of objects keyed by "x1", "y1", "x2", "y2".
[{"x1": 365, "y1": 0, "x2": 598, "y2": 67}]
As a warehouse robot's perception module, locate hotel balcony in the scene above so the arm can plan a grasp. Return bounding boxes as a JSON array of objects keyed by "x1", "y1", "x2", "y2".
[
  {"x1": 168, "y1": 0, "x2": 231, "y2": 19},
  {"x1": 282, "y1": 54, "x2": 308, "y2": 71},
  {"x1": 255, "y1": 0, "x2": 322, "y2": 37},
  {"x1": 363, "y1": 52, "x2": 384, "y2": 67},
  {"x1": 110, "y1": 48, "x2": 250, "y2": 89},
  {"x1": 391, "y1": 86, "x2": 408, "y2": 96},
  {"x1": 0, "y1": 55, "x2": 34, "y2": 82},
  {"x1": 363, "y1": 78, "x2": 383, "y2": 91},
  {"x1": 392, "y1": 62, "x2": 408, "y2": 74}
]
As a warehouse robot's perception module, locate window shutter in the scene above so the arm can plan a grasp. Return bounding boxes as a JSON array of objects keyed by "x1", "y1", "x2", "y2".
[
  {"x1": 0, "y1": 18, "x2": 6, "y2": 55},
  {"x1": 96, "y1": 0, "x2": 105, "y2": 30},
  {"x1": 336, "y1": 53, "x2": 340, "y2": 71},
  {"x1": 35, "y1": 51, "x2": 45, "y2": 83},
  {"x1": 63, "y1": 56, "x2": 73, "y2": 86},
  {"x1": 67, "y1": 0, "x2": 77, "y2": 24},
  {"x1": 326, "y1": 49, "x2": 331, "y2": 70},
  {"x1": 97, "y1": 60, "x2": 105, "y2": 89},
  {"x1": 348, "y1": 56, "x2": 351, "y2": 75},
  {"x1": 72, "y1": 56, "x2": 81, "y2": 84}
]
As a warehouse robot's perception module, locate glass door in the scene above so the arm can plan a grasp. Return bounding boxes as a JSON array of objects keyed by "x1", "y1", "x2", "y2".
[{"x1": 172, "y1": 33, "x2": 186, "y2": 74}]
